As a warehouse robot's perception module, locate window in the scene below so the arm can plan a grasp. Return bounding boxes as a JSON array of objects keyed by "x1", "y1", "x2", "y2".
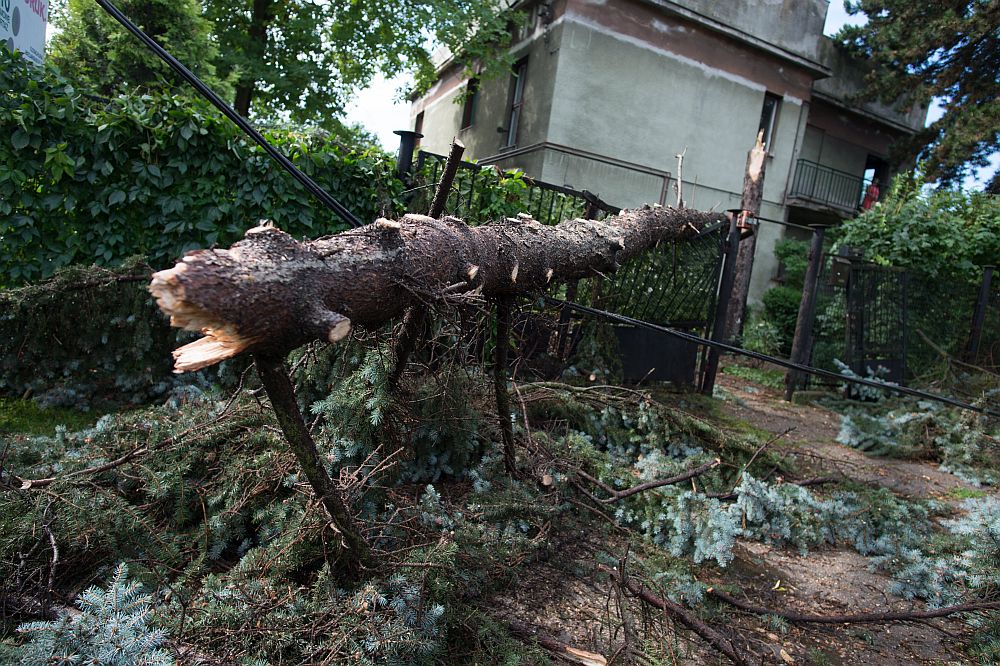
[
  {"x1": 504, "y1": 59, "x2": 528, "y2": 148},
  {"x1": 460, "y1": 78, "x2": 479, "y2": 130},
  {"x1": 414, "y1": 111, "x2": 424, "y2": 147},
  {"x1": 757, "y1": 92, "x2": 781, "y2": 151}
]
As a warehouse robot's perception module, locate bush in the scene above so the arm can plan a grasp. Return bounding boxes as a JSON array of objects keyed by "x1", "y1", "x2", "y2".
[
  {"x1": 0, "y1": 49, "x2": 404, "y2": 287},
  {"x1": 834, "y1": 173, "x2": 1000, "y2": 371},
  {"x1": 761, "y1": 285, "x2": 801, "y2": 354}
]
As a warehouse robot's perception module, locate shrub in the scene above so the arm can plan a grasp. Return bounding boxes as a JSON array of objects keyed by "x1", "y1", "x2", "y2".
[{"x1": 761, "y1": 285, "x2": 801, "y2": 354}]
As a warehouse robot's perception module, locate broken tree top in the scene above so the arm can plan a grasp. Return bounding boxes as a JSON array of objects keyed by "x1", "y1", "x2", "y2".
[{"x1": 149, "y1": 206, "x2": 724, "y2": 372}]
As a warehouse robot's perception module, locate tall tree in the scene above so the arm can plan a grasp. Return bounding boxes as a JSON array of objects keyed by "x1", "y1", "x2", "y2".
[
  {"x1": 48, "y1": 0, "x2": 228, "y2": 98},
  {"x1": 838, "y1": 1, "x2": 1000, "y2": 188},
  {"x1": 204, "y1": 0, "x2": 518, "y2": 125}
]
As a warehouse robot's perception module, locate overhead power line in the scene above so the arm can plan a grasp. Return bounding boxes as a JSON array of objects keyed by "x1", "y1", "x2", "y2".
[{"x1": 94, "y1": 0, "x2": 364, "y2": 229}]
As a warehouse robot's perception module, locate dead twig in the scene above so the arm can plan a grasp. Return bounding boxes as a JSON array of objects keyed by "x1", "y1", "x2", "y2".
[
  {"x1": 708, "y1": 587, "x2": 1000, "y2": 624},
  {"x1": 598, "y1": 564, "x2": 755, "y2": 666},
  {"x1": 578, "y1": 459, "x2": 720, "y2": 503},
  {"x1": 508, "y1": 620, "x2": 608, "y2": 665}
]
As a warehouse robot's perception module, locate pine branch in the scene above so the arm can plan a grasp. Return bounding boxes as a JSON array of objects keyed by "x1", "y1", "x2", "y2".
[{"x1": 598, "y1": 564, "x2": 756, "y2": 666}]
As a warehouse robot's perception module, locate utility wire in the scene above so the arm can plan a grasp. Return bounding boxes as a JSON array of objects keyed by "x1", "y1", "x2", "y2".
[
  {"x1": 94, "y1": 0, "x2": 364, "y2": 229},
  {"x1": 90, "y1": 3, "x2": 996, "y2": 419},
  {"x1": 543, "y1": 295, "x2": 1000, "y2": 418}
]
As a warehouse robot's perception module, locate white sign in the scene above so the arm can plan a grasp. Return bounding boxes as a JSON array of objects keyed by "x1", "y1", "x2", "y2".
[{"x1": 1, "y1": 0, "x2": 48, "y2": 65}]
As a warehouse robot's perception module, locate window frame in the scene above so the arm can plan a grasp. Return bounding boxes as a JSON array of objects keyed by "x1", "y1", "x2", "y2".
[
  {"x1": 460, "y1": 78, "x2": 479, "y2": 130},
  {"x1": 504, "y1": 58, "x2": 528, "y2": 149},
  {"x1": 757, "y1": 92, "x2": 782, "y2": 153}
]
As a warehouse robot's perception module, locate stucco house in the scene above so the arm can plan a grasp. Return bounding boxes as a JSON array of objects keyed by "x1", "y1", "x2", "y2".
[{"x1": 408, "y1": 0, "x2": 927, "y2": 302}]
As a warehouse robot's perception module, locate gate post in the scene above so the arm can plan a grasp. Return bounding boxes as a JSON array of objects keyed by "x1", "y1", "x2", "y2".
[
  {"x1": 700, "y1": 211, "x2": 741, "y2": 395},
  {"x1": 967, "y1": 265, "x2": 995, "y2": 360},
  {"x1": 784, "y1": 224, "x2": 827, "y2": 400},
  {"x1": 393, "y1": 129, "x2": 423, "y2": 183}
]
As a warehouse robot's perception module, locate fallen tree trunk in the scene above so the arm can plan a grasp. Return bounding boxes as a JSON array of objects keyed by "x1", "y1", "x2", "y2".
[{"x1": 149, "y1": 206, "x2": 723, "y2": 372}]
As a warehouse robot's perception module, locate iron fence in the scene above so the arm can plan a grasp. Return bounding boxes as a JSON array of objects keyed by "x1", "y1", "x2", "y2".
[
  {"x1": 409, "y1": 150, "x2": 617, "y2": 225},
  {"x1": 808, "y1": 253, "x2": 908, "y2": 384},
  {"x1": 407, "y1": 148, "x2": 726, "y2": 385}
]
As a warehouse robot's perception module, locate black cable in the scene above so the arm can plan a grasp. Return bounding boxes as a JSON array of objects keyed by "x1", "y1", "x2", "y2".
[
  {"x1": 94, "y1": 0, "x2": 363, "y2": 229},
  {"x1": 543, "y1": 295, "x2": 1000, "y2": 418}
]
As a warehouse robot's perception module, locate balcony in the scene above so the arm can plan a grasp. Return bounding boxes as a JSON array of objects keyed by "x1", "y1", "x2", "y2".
[{"x1": 788, "y1": 159, "x2": 865, "y2": 213}]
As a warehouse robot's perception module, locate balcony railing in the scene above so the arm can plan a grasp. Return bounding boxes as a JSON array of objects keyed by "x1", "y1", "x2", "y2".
[{"x1": 788, "y1": 159, "x2": 865, "y2": 212}]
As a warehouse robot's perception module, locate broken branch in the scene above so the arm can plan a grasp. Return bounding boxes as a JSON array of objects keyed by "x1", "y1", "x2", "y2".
[
  {"x1": 579, "y1": 459, "x2": 720, "y2": 503},
  {"x1": 598, "y1": 564, "x2": 755, "y2": 666}
]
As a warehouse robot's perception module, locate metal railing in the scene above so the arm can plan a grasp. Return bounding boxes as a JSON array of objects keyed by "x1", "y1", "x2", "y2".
[
  {"x1": 410, "y1": 150, "x2": 619, "y2": 224},
  {"x1": 788, "y1": 159, "x2": 865, "y2": 212}
]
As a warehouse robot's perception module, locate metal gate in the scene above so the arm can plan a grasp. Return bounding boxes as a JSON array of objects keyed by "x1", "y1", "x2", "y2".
[
  {"x1": 845, "y1": 263, "x2": 908, "y2": 382},
  {"x1": 811, "y1": 254, "x2": 908, "y2": 384}
]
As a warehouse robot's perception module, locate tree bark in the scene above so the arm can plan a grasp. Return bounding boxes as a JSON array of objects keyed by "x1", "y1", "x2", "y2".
[
  {"x1": 150, "y1": 207, "x2": 723, "y2": 372},
  {"x1": 724, "y1": 133, "x2": 768, "y2": 340}
]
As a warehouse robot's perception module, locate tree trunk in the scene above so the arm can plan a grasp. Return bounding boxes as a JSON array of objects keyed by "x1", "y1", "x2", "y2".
[
  {"x1": 150, "y1": 207, "x2": 723, "y2": 372},
  {"x1": 724, "y1": 133, "x2": 768, "y2": 341},
  {"x1": 233, "y1": 0, "x2": 275, "y2": 117}
]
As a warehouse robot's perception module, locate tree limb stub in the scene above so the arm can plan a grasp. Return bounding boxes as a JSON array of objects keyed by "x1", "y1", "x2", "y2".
[{"x1": 149, "y1": 207, "x2": 723, "y2": 372}]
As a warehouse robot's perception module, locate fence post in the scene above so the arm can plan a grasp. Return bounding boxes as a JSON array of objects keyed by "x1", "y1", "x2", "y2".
[
  {"x1": 700, "y1": 212, "x2": 741, "y2": 395},
  {"x1": 784, "y1": 224, "x2": 828, "y2": 401},
  {"x1": 393, "y1": 129, "x2": 423, "y2": 183},
  {"x1": 967, "y1": 265, "x2": 995, "y2": 360},
  {"x1": 428, "y1": 139, "x2": 465, "y2": 218}
]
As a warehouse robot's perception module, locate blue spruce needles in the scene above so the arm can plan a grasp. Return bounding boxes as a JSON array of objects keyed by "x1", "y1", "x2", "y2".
[{"x1": 16, "y1": 563, "x2": 172, "y2": 666}]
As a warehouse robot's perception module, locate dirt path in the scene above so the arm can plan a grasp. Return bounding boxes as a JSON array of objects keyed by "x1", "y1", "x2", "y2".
[
  {"x1": 709, "y1": 370, "x2": 988, "y2": 664},
  {"x1": 715, "y1": 372, "x2": 982, "y2": 500}
]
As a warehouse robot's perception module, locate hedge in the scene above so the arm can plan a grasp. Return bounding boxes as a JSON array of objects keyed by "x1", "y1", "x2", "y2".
[{"x1": 1, "y1": 49, "x2": 404, "y2": 287}]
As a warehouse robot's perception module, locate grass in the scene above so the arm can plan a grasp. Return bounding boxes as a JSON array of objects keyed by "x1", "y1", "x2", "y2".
[
  {"x1": 0, "y1": 398, "x2": 97, "y2": 436},
  {"x1": 947, "y1": 487, "x2": 988, "y2": 501},
  {"x1": 722, "y1": 364, "x2": 786, "y2": 390}
]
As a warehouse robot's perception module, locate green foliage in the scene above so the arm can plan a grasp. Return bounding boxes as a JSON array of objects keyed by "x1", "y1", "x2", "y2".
[
  {"x1": 15, "y1": 563, "x2": 172, "y2": 666},
  {"x1": 836, "y1": 176, "x2": 1000, "y2": 281},
  {"x1": 760, "y1": 286, "x2": 801, "y2": 355},
  {"x1": 722, "y1": 365, "x2": 785, "y2": 390},
  {"x1": 757, "y1": 238, "x2": 809, "y2": 354},
  {"x1": 49, "y1": 0, "x2": 227, "y2": 99},
  {"x1": 0, "y1": 260, "x2": 187, "y2": 407},
  {"x1": 205, "y1": 0, "x2": 521, "y2": 126},
  {"x1": 774, "y1": 238, "x2": 809, "y2": 288},
  {"x1": 740, "y1": 311, "x2": 784, "y2": 357},
  {"x1": 0, "y1": 49, "x2": 404, "y2": 286},
  {"x1": 834, "y1": 176, "x2": 1000, "y2": 369},
  {"x1": 839, "y1": 1, "x2": 1000, "y2": 188}
]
